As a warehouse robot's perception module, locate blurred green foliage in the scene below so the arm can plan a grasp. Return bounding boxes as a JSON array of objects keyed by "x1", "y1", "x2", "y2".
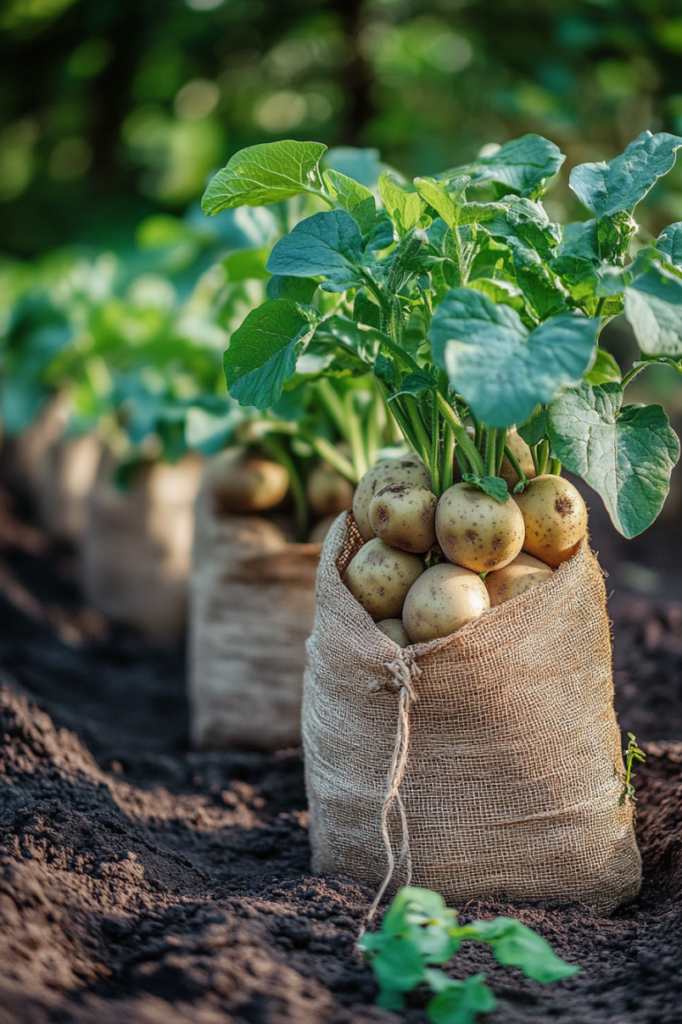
[{"x1": 3, "y1": 0, "x2": 682, "y2": 257}]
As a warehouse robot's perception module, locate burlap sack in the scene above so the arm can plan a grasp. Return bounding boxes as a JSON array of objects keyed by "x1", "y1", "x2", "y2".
[
  {"x1": 81, "y1": 451, "x2": 204, "y2": 639},
  {"x1": 303, "y1": 512, "x2": 642, "y2": 914},
  {"x1": 188, "y1": 466, "x2": 321, "y2": 750}
]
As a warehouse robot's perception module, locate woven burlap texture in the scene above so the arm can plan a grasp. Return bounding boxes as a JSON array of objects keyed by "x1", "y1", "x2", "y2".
[
  {"x1": 188, "y1": 466, "x2": 321, "y2": 751},
  {"x1": 303, "y1": 511, "x2": 642, "y2": 913},
  {"x1": 82, "y1": 451, "x2": 203, "y2": 640}
]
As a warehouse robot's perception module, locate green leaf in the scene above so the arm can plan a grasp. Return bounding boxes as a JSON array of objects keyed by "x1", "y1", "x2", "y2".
[
  {"x1": 475, "y1": 918, "x2": 580, "y2": 984},
  {"x1": 517, "y1": 406, "x2": 547, "y2": 446},
  {"x1": 559, "y1": 220, "x2": 600, "y2": 262},
  {"x1": 372, "y1": 934, "x2": 426, "y2": 993},
  {"x1": 266, "y1": 210, "x2": 364, "y2": 292},
  {"x1": 569, "y1": 131, "x2": 682, "y2": 218},
  {"x1": 426, "y1": 975, "x2": 496, "y2": 1024},
  {"x1": 223, "y1": 247, "x2": 271, "y2": 282},
  {"x1": 353, "y1": 290, "x2": 382, "y2": 328},
  {"x1": 551, "y1": 254, "x2": 600, "y2": 310},
  {"x1": 414, "y1": 177, "x2": 506, "y2": 229},
  {"x1": 467, "y1": 278, "x2": 526, "y2": 315},
  {"x1": 323, "y1": 168, "x2": 377, "y2": 236},
  {"x1": 430, "y1": 288, "x2": 598, "y2": 428},
  {"x1": 449, "y1": 134, "x2": 565, "y2": 198},
  {"x1": 202, "y1": 140, "x2": 327, "y2": 214},
  {"x1": 223, "y1": 298, "x2": 314, "y2": 408},
  {"x1": 655, "y1": 222, "x2": 682, "y2": 267},
  {"x1": 585, "y1": 348, "x2": 622, "y2": 385},
  {"x1": 509, "y1": 242, "x2": 569, "y2": 319},
  {"x1": 379, "y1": 173, "x2": 424, "y2": 236},
  {"x1": 547, "y1": 380, "x2": 680, "y2": 537},
  {"x1": 392, "y1": 370, "x2": 438, "y2": 396},
  {"x1": 267, "y1": 275, "x2": 318, "y2": 304},
  {"x1": 625, "y1": 264, "x2": 682, "y2": 355},
  {"x1": 462, "y1": 473, "x2": 510, "y2": 503},
  {"x1": 486, "y1": 198, "x2": 561, "y2": 262}
]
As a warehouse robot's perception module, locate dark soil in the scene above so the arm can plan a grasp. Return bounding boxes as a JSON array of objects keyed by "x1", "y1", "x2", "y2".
[{"x1": 1, "y1": 484, "x2": 682, "y2": 1024}]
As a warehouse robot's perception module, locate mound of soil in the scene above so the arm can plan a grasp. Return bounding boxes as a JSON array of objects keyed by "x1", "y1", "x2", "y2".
[{"x1": 1, "y1": 485, "x2": 682, "y2": 1024}]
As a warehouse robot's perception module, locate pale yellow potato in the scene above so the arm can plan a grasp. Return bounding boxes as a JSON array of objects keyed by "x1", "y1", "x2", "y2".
[
  {"x1": 307, "y1": 464, "x2": 354, "y2": 518},
  {"x1": 514, "y1": 474, "x2": 588, "y2": 568},
  {"x1": 208, "y1": 449, "x2": 289, "y2": 513},
  {"x1": 500, "y1": 428, "x2": 536, "y2": 489},
  {"x1": 435, "y1": 483, "x2": 525, "y2": 573},
  {"x1": 403, "y1": 563, "x2": 490, "y2": 643},
  {"x1": 369, "y1": 482, "x2": 437, "y2": 553},
  {"x1": 352, "y1": 456, "x2": 430, "y2": 540},
  {"x1": 344, "y1": 538, "x2": 425, "y2": 620},
  {"x1": 485, "y1": 552, "x2": 553, "y2": 607},
  {"x1": 376, "y1": 618, "x2": 411, "y2": 647}
]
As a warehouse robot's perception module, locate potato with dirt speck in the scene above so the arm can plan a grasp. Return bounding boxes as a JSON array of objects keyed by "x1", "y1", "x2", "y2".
[
  {"x1": 500, "y1": 428, "x2": 536, "y2": 489},
  {"x1": 486, "y1": 552, "x2": 553, "y2": 607},
  {"x1": 344, "y1": 538, "x2": 424, "y2": 620},
  {"x1": 307, "y1": 464, "x2": 354, "y2": 518},
  {"x1": 352, "y1": 457, "x2": 430, "y2": 540},
  {"x1": 435, "y1": 483, "x2": 525, "y2": 573},
  {"x1": 369, "y1": 482, "x2": 437, "y2": 553},
  {"x1": 208, "y1": 449, "x2": 289, "y2": 513},
  {"x1": 403, "y1": 563, "x2": 490, "y2": 643},
  {"x1": 514, "y1": 474, "x2": 587, "y2": 567},
  {"x1": 376, "y1": 618, "x2": 411, "y2": 647}
]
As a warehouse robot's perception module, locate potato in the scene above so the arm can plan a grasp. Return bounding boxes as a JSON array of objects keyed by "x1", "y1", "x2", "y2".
[
  {"x1": 376, "y1": 618, "x2": 411, "y2": 647},
  {"x1": 500, "y1": 428, "x2": 536, "y2": 489},
  {"x1": 308, "y1": 515, "x2": 337, "y2": 544},
  {"x1": 514, "y1": 474, "x2": 588, "y2": 568},
  {"x1": 307, "y1": 464, "x2": 354, "y2": 518},
  {"x1": 403, "y1": 563, "x2": 490, "y2": 643},
  {"x1": 352, "y1": 456, "x2": 430, "y2": 541},
  {"x1": 369, "y1": 482, "x2": 437, "y2": 553},
  {"x1": 435, "y1": 483, "x2": 525, "y2": 573},
  {"x1": 208, "y1": 449, "x2": 289, "y2": 513},
  {"x1": 344, "y1": 538, "x2": 425, "y2": 620},
  {"x1": 485, "y1": 552, "x2": 553, "y2": 607}
]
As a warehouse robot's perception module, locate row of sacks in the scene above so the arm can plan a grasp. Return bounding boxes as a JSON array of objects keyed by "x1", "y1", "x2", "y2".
[{"x1": 3, "y1": 402, "x2": 642, "y2": 913}]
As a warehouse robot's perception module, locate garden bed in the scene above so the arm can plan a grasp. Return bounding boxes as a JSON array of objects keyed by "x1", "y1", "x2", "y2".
[{"x1": 1, "y1": 483, "x2": 682, "y2": 1024}]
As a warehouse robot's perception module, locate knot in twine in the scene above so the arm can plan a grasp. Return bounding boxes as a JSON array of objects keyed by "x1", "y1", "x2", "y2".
[{"x1": 366, "y1": 652, "x2": 421, "y2": 924}]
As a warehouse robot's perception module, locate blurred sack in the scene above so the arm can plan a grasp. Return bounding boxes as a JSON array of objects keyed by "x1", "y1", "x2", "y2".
[
  {"x1": 3, "y1": 395, "x2": 101, "y2": 544},
  {"x1": 188, "y1": 456, "x2": 321, "y2": 750},
  {"x1": 82, "y1": 450, "x2": 204, "y2": 639},
  {"x1": 303, "y1": 512, "x2": 642, "y2": 914}
]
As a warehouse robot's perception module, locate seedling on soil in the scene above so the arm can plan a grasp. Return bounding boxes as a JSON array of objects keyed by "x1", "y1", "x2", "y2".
[
  {"x1": 357, "y1": 886, "x2": 579, "y2": 1022},
  {"x1": 619, "y1": 732, "x2": 646, "y2": 806}
]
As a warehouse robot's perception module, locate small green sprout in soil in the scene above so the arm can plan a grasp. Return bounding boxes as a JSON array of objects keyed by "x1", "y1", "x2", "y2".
[
  {"x1": 357, "y1": 886, "x2": 579, "y2": 1023},
  {"x1": 619, "y1": 732, "x2": 646, "y2": 806}
]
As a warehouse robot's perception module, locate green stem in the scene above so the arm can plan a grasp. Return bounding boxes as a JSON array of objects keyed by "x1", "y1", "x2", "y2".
[
  {"x1": 302, "y1": 434, "x2": 356, "y2": 483},
  {"x1": 495, "y1": 428, "x2": 507, "y2": 476},
  {"x1": 537, "y1": 439, "x2": 550, "y2": 476},
  {"x1": 503, "y1": 445, "x2": 529, "y2": 488},
  {"x1": 441, "y1": 421, "x2": 455, "y2": 494},
  {"x1": 549, "y1": 458, "x2": 562, "y2": 475},
  {"x1": 405, "y1": 396, "x2": 432, "y2": 473},
  {"x1": 316, "y1": 379, "x2": 348, "y2": 440},
  {"x1": 484, "y1": 428, "x2": 497, "y2": 477},
  {"x1": 344, "y1": 391, "x2": 369, "y2": 480},
  {"x1": 261, "y1": 435, "x2": 308, "y2": 539},
  {"x1": 364, "y1": 391, "x2": 381, "y2": 470},
  {"x1": 430, "y1": 397, "x2": 441, "y2": 496},
  {"x1": 435, "y1": 394, "x2": 486, "y2": 477}
]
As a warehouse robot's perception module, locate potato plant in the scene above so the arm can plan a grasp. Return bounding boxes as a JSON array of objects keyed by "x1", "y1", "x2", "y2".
[{"x1": 202, "y1": 132, "x2": 682, "y2": 628}]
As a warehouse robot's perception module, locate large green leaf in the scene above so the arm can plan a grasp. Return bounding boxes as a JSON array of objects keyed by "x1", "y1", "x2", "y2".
[
  {"x1": 426, "y1": 975, "x2": 496, "y2": 1024},
  {"x1": 202, "y1": 140, "x2": 327, "y2": 214},
  {"x1": 266, "y1": 210, "x2": 364, "y2": 291},
  {"x1": 569, "y1": 131, "x2": 682, "y2": 218},
  {"x1": 379, "y1": 173, "x2": 424, "y2": 235},
  {"x1": 547, "y1": 380, "x2": 680, "y2": 537},
  {"x1": 323, "y1": 168, "x2": 377, "y2": 235},
  {"x1": 509, "y1": 241, "x2": 568, "y2": 319},
  {"x1": 471, "y1": 919, "x2": 579, "y2": 985},
  {"x1": 223, "y1": 298, "x2": 314, "y2": 408},
  {"x1": 414, "y1": 177, "x2": 506, "y2": 229},
  {"x1": 485, "y1": 198, "x2": 561, "y2": 262},
  {"x1": 655, "y1": 222, "x2": 682, "y2": 268},
  {"x1": 429, "y1": 288, "x2": 597, "y2": 428},
  {"x1": 585, "y1": 348, "x2": 621, "y2": 385},
  {"x1": 624, "y1": 264, "x2": 682, "y2": 356},
  {"x1": 448, "y1": 134, "x2": 565, "y2": 198}
]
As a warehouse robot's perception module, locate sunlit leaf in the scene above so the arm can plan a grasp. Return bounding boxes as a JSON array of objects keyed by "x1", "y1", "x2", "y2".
[{"x1": 202, "y1": 140, "x2": 327, "y2": 214}]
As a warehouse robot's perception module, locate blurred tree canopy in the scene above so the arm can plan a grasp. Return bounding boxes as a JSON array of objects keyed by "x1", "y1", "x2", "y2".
[{"x1": 3, "y1": 0, "x2": 682, "y2": 257}]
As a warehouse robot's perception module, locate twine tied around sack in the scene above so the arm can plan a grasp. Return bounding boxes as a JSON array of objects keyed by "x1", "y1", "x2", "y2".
[{"x1": 365, "y1": 652, "x2": 421, "y2": 924}]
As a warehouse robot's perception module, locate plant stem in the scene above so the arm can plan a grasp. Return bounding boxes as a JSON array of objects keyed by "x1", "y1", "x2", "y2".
[
  {"x1": 303, "y1": 434, "x2": 356, "y2": 483},
  {"x1": 484, "y1": 428, "x2": 497, "y2": 477},
  {"x1": 344, "y1": 391, "x2": 369, "y2": 480},
  {"x1": 441, "y1": 421, "x2": 455, "y2": 493},
  {"x1": 495, "y1": 429, "x2": 507, "y2": 476},
  {"x1": 435, "y1": 394, "x2": 486, "y2": 477},
  {"x1": 537, "y1": 439, "x2": 550, "y2": 475},
  {"x1": 262, "y1": 435, "x2": 308, "y2": 539},
  {"x1": 430, "y1": 397, "x2": 441, "y2": 496},
  {"x1": 503, "y1": 445, "x2": 529, "y2": 487},
  {"x1": 405, "y1": 396, "x2": 432, "y2": 473},
  {"x1": 549, "y1": 458, "x2": 562, "y2": 475}
]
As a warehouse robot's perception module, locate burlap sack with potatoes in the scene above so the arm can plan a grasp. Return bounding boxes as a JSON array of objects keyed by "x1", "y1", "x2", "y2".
[
  {"x1": 303, "y1": 511, "x2": 642, "y2": 913},
  {"x1": 81, "y1": 451, "x2": 204, "y2": 640},
  {"x1": 188, "y1": 465, "x2": 322, "y2": 751}
]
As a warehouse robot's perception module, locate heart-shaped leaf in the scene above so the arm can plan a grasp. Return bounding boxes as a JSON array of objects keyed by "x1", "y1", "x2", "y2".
[
  {"x1": 624, "y1": 263, "x2": 682, "y2": 356},
  {"x1": 584, "y1": 348, "x2": 622, "y2": 385},
  {"x1": 379, "y1": 173, "x2": 424, "y2": 236},
  {"x1": 202, "y1": 140, "x2": 327, "y2": 214},
  {"x1": 448, "y1": 134, "x2": 565, "y2": 198},
  {"x1": 429, "y1": 288, "x2": 598, "y2": 428},
  {"x1": 266, "y1": 210, "x2": 364, "y2": 292},
  {"x1": 547, "y1": 380, "x2": 680, "y2": 537},
  {"x1": 223, "y1": 298, "x2": 314, "y2": 408},
  {"x1": 569, "y1": 131, "x2": 682, "y2": 218}
]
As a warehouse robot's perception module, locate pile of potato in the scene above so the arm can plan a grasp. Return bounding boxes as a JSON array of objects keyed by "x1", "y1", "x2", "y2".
[{"x1": 344, "y1": 449, "x2": 588, "y2": 647}]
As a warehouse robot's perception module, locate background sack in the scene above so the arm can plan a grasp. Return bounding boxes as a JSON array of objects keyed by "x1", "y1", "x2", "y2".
[
  {"x1": 81, "y1": 451, "x2": 203, "y2": 639},
  {"x1": 303, "y1": 512, "x2": 642, "y2": 914},
  {"x1": 188, "y1": 465, "x2": 321, "y2": 751}
]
